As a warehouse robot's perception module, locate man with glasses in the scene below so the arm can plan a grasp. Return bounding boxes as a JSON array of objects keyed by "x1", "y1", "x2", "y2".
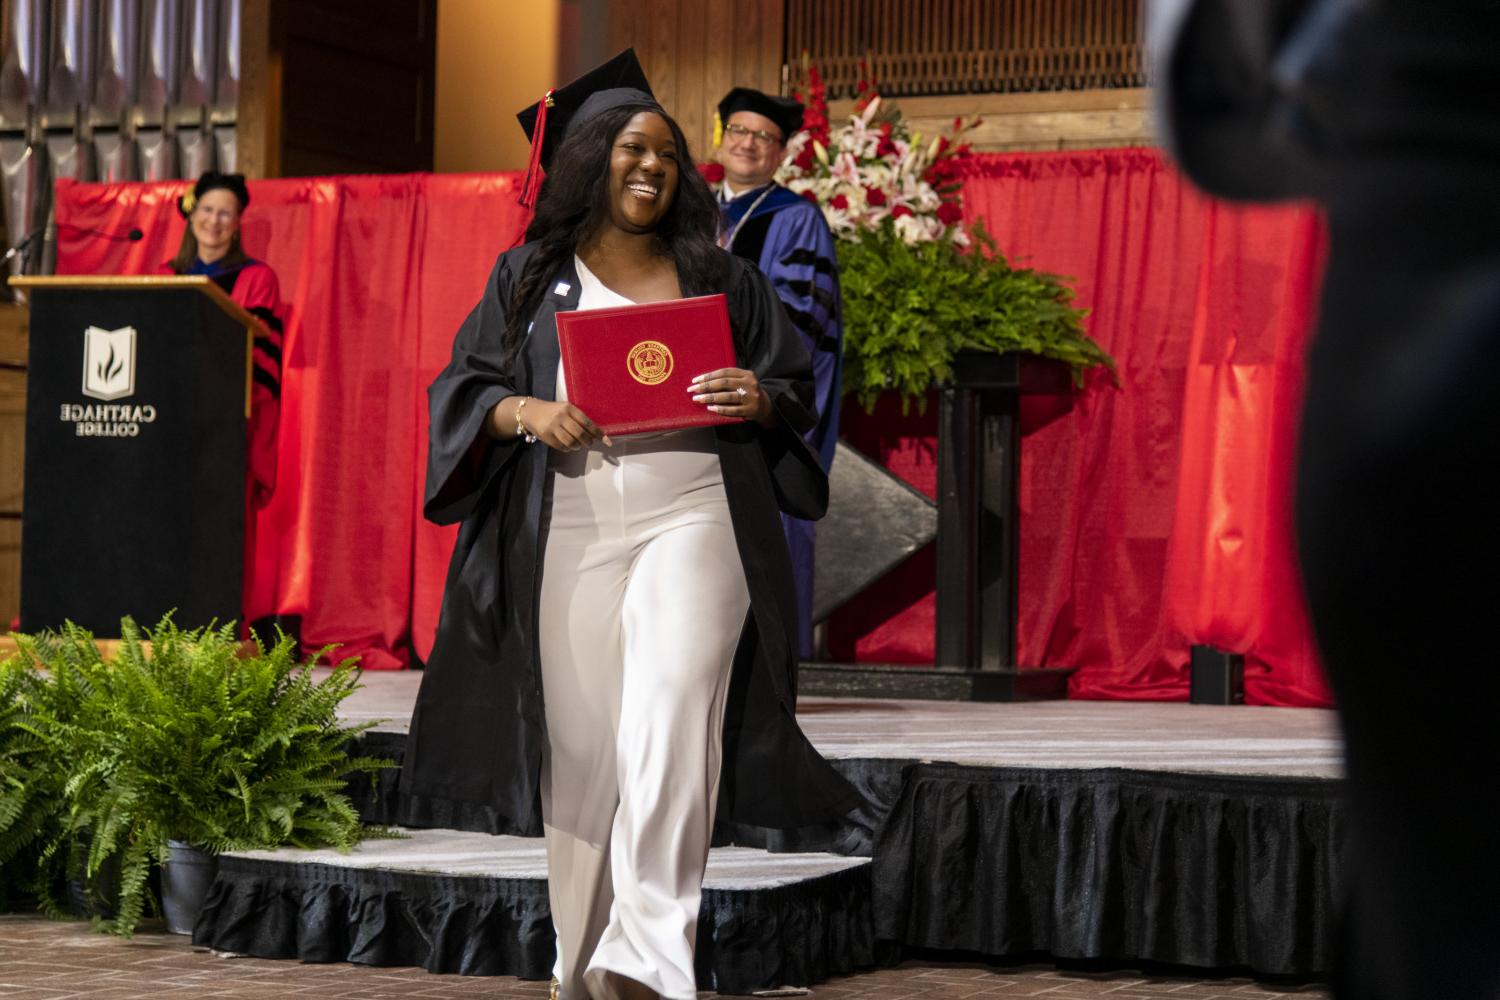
[{"x1": 714, "y1": 87, "x2": 843, "y2": 663}]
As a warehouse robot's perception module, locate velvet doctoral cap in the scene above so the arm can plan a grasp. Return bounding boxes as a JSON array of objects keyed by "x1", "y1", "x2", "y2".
[
  {"x1": 717, "y1": 87, "x2": 804, "y2": 140},
  {"x1": 515, "y1": 48, "x2": 658, "y2": 207},
  {"x1": 178, "y1": 171, "x2": 250, "y2": 218}
]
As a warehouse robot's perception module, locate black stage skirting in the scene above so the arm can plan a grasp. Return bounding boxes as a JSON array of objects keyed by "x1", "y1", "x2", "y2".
[
  {"x1": 194, "y1": 856, "x2": 874, "y2": 993},
  {"x1": 873, "y1": 764, "x2": 1343, "y2": 977},
  {"x1": 194, "y1": 732, "x2": 1344, "y2": 986}
]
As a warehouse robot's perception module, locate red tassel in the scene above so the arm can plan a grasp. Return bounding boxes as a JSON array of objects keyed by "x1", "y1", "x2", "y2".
[{"x1": 518, "y1": 90, "x2": 554, "y2": 210}]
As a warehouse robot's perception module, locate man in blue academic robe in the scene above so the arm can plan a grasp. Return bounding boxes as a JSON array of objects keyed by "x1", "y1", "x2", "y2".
[{"x1": 715, "y1": 86, "x2": 843, "y2": 661}]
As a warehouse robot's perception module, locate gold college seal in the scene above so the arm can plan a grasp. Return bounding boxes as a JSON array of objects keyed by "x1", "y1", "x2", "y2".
[{"x1": 627, "y1": 340, "x2": 673, "y2": 385}]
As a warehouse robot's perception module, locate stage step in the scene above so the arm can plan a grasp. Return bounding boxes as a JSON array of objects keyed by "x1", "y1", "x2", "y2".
[{"x1": 193, "y1": 827, "x2": 875, "y2": 995}]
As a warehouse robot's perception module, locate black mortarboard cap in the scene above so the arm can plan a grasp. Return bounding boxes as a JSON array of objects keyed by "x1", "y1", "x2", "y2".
[
  {"x1": 717, "y1": 87, "x2": 804, "y2": 141},
  {"x1": 179, "y1": 170, "x2": 250, "y2": 218},
  {"x1": 516, "y1": 48, "x2": 657, "y2": 207}
]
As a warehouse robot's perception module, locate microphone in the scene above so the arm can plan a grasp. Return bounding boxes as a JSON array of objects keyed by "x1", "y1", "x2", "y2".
[
  {"x1": 57, "y1": 222, "x2": 145, "y2": 243},
  {"x1": 3, "y1": 223, "x2": 144, "y2": 264}
]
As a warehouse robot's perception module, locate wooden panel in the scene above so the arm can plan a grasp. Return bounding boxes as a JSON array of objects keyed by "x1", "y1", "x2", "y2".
[
  {"x1": 750, "y1": 0, "x2": 784, "y2": 96},
  {"x1": 238, "y1": 0, "x2": 277, "y2": 178},
  {"x1": 0, "y1": 517, "x2": 17, "y2": 633},
  {"x1": 609, "y1": 0, "x2": 786, "y2": 162},
  {"x1": 239, "y1": 0, "x2": 436, "y2": 178},
  {"x1": 703, "y1": 0, "x2": 737, "y2": 152},
  {"x1": 1, "y1": 364, "x2": 23, "y2": 631},
  {"x1": 787, "y1": 0, "x2": 1145, "y2": 98},
  {"x1": 275, "y1": 0, "x2": 437, "y2": 176},
  {"x1": 828, "y1": 88, "x2": 1154, "y2": 153},
  {"x1": 1, "y1": 296, "x2": 24, "y2": 631},
  {"x1": 0, "y1": 301, "x2": 25, "y2": 366},
  {"x1": 0, "y1": 367, "x2": 22, "y2": 512},
  {"x1": 280, "y1": 35, "x2": 429, "y2": 174},
  {"x1": 649, "y1": 0, "x2": 678, "y2": 120},
  {"x1": 676, "y1": 0, "x2": 707, "y2": 158},
  {"x1": 605, "y1": 0, "x2": 647, "y2": 60}
]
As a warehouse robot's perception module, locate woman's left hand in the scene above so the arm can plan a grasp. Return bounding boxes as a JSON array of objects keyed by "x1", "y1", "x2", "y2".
[{"x1": 689, "y1": 368, "x2": 777, "y2": 426}]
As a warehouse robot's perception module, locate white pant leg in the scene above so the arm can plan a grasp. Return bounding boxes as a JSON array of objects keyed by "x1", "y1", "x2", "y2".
[
  {"x1": 584, "y1": 467, "x2": 749, "y2": 1000},
  {"x1": 539, "y1": 450, "x2": 629, "y2": 1000}
]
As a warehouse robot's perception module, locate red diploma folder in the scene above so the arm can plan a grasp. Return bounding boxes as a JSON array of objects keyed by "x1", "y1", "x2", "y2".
[{"x1": 555, "y1": 293, "x2": 741, "y2": 436}]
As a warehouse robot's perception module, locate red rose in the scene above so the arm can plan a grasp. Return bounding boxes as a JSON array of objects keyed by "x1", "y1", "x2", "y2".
[
  {"x1": 801, "y1": 190, "x2": 819, "y2": 203},
  {"x1": 936, "y1": 201, "x2": 963, "y2": 225},
  {"x1": 830, "y1": 194, "x2": 850, "y2": 211},
  {"x1": 864, "y1": 186, "x2": 887, "y2": 206},
  {"x1": 793, "y1": 146, "x2": 816, "y2": 171},
  {"x1": 891, "y1": 204, "x2": 914, "y2": 219},
  {"x1": 700, "y1": 162, "x2": 725, "y2": 183}
]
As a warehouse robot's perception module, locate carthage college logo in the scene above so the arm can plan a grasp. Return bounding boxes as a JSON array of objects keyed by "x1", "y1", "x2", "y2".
[
  {"x1": 627, "y1": 340, "x2": 673, "y2": 385},
  {"x1": 82, "y1": 325, "x2": 137, "y2": 401},
  {"x1": 62, "y1": 326, "x2": 157, "y2": 437}
]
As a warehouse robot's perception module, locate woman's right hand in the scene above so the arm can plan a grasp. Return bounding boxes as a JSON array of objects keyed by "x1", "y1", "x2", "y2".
[{"x1": 523, "y1": 399, "x2": 612, "y2": 451}]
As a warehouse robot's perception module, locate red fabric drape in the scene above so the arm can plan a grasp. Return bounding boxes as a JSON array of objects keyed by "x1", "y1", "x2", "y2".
[
  {"x1": 827, "y1": 149, "x2": 1330, "y2": 705},
  {"x1": 52, "y1": 149, "x2": 1332, "y2": 705},
  {"x1": 54, "y1": 174, "x2": 530, "y2": 669}
]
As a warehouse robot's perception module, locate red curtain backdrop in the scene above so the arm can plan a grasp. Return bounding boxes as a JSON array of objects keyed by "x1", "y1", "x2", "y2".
[
  {"x1": 54, "y1": 173, "x2": 530, "y2": 670},
  {"x1": 52, "y1": 148, "x2": 1332, "y2": 705},
  {"x1": 826, "y1": 149, "x2": 1329, "y2": 705}
]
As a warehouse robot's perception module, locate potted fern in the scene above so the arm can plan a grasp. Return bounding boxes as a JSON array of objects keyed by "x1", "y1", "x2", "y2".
[
  {"x1": 9, "y1": 616, "x2": 390, "y2": 936},
  {"x1": 2, "y1": 644, "x2": 121, "y2": 917},
  {"x1": 1, "y1": 654, "x2": 61, "y2": 913}
]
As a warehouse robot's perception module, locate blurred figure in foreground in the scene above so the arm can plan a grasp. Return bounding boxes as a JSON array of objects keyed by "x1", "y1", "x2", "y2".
[{"x1": 1153, "y1": 2, "x2": 1500, "y2": 998}]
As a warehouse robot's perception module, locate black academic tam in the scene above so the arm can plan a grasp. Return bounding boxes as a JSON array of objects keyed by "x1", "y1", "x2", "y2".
[{"x1": 399, "y1": 245, "x2": 862, "y2": 835}]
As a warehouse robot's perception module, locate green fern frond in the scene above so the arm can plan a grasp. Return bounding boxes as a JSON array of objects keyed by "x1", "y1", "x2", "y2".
[
  {"x1": 5, "y1": 613, "x2": 395, "y2": 936},
  {"x1": 837, "y1": 218, "x2": 1114, "y2": 412}
]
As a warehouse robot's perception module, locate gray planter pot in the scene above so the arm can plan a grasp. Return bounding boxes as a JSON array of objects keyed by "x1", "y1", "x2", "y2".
[{"x1": 161, "y1": 840, "x2": 219, "y2": 935}]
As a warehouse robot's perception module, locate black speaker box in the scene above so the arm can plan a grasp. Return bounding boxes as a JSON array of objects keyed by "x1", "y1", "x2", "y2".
[{"x1": 1189, "y1": 645, "x2": 1245, "y2": 704}]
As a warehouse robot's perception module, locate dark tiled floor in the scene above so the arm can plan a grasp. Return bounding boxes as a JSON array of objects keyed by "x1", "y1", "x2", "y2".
[{"x1": 0, "y1": 915, "x2": 1329, "y2": 999}]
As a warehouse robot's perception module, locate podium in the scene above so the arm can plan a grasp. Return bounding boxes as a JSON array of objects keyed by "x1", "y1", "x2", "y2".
[{"x1": 9, "y1": 276, "x2": 256, "y2": 636}]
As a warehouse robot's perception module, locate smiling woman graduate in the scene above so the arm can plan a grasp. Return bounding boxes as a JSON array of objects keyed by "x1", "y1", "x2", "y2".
[{"x1": 400, "y1": 50, "x2": 861, "y2": 1000}]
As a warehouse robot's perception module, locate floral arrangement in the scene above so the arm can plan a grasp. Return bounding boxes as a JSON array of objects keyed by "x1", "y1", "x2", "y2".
[
  {"x1": 776, "y1": 64, "x2": 979, "y2": 245},
  {"x1": 705, "y1": 61, "x2": 1115, "y2": 407}
]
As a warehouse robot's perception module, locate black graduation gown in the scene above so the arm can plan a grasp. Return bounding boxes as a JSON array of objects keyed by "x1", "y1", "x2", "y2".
[{"x1": 399, "y1": 243, "x2": 862, "y2": 835}]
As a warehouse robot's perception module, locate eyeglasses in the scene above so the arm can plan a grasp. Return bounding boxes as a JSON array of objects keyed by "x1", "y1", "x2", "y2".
[{"x1": 723, "y1": 123, "x2": 783, "y2": 148}]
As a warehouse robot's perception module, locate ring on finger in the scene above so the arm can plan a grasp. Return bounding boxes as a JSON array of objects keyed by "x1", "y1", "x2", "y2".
[{"x1": 736, "y1": 386, "x2": 747, "y2": 397}]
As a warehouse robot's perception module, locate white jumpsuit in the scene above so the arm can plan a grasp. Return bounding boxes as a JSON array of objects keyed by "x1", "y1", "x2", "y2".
[{"x1": 538, "y1": 257, "x2": 751, "y2": 1000}]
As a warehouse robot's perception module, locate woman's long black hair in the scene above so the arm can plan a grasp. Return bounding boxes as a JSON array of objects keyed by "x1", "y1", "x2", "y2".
[{"x1": 502, "y1": 101, "x2": 725, "y2": 364}]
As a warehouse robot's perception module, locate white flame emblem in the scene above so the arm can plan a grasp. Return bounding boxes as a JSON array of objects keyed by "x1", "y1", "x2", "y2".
[{"x1": 82, "y1": 326, "x2": 138, "y2": 401}]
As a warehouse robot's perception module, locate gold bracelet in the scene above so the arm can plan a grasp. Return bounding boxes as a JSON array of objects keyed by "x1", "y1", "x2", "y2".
[{"x1": 514, "y1": 397, "x2": 537, "y2": 443}]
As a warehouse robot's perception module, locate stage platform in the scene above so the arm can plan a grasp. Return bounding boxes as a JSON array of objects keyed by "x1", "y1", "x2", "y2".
[{"x1": 192, "y1": 673, "x2": 1346, "y2": 993}]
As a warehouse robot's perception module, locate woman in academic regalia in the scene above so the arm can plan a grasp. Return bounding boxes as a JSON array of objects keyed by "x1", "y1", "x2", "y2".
[
  {"x1": 163, "y1": 171, "x2": 284, "y2": 636},
  {"x1": 401, "y1": 50, "x2": 860, "y2": 1000}
]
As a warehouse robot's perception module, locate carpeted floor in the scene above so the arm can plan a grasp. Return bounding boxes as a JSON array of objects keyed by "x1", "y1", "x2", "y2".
[{"x1": 0, "y1": 914, "x2": 1331, "y2": 998}]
